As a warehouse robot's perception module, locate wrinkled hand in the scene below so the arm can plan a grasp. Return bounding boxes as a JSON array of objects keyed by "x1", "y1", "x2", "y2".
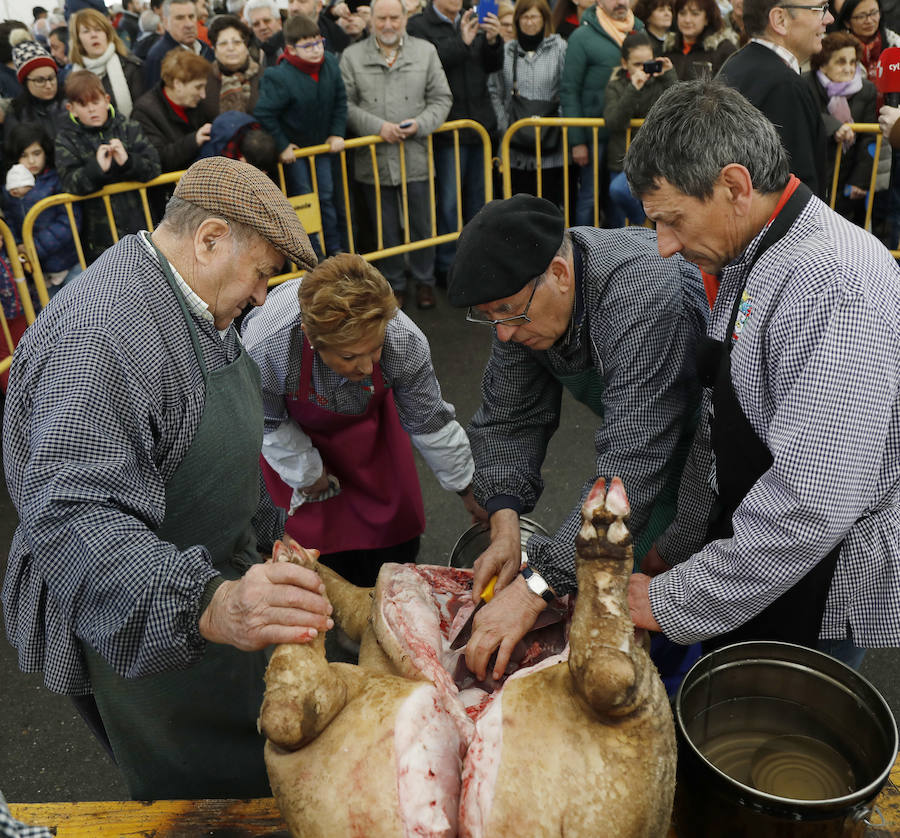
[
  {"x1": 96, "y1": 143, "x2": 113, "y2": 172},
  {"x1": 301, "y1": 467, "x2": 331, "y2": 498},
  {"x1": 834, "y1": 122, "x2": 855, "y2": 145},
  {"x1": 327, "y1": 135, "x2": 345, "y2": 153},
  {"x1": 460, "y1": 7, "x2": 479, "y2": 44},
  {"x1": 639, "y1": 543, "x2": 670, "y2": 577},
  {"x1": 572, "y1": 143, "x2": 589, "y2": 167},
  {"x1": 879, "y1": 104, "x2": 900, "y2": 140},
  {"x1": 398, "y1": 119, "x2": 418, "y2": 138},
  {"x1": 108, "y1": 137, "x2": 128, "y2": 166},
  {"x1": 199, "y1": 559, "x2": 334, "y2": 649},
  {"x1": 464, "y1": 575, "x2": 547, "y2": 680},
  {"x1": 280, "y1": 142, "x2": 301, "y2": 165},
  {"x1": 627, "y1": 573, "x2": 662, "y2": 632},
  {"x1": 459, "y1": 487, "x2": 488, "y2": 524},
  {"x1": 195, "y1": 122, "x2": 212, "y2": 146},
  {"x1": 379, "y1": 121, "x2": 405, "y2": 143},
  {"x1": 480, "y1": 11, "x2": 500, "y2": 42},
  {"x1": 472, "y1": 508, "x2": 522, "y2": 600}
]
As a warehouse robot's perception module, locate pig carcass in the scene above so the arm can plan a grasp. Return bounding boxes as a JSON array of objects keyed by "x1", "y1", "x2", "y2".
[{"x1": 259, "y1": 477, "x2": 676, "y2": 837}]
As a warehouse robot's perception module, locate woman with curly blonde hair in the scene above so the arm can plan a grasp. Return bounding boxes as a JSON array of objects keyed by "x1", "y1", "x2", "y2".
[
  {"x1": 68, "y1": 7, "x2": 144, "y2": 116},
  {"x1": 243, "y1": 253, "x2": 477, "y2": 587}
]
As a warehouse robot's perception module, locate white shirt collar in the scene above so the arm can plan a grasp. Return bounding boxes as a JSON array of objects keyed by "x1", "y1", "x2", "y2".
[{"x1": 751, "y1": 37, "x2": 801, "y2": 74}]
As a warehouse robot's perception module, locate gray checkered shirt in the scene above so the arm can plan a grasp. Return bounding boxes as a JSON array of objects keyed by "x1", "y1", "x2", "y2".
[
  {"x1": 652, "y1": 193, "x2": 900, "y2": 648},
  {"x1": 2, "y1": 236, "x2": 273, "y2": 696},
  {"x1": 468, "y1": 226, "x2": 708, "y2": 595}
]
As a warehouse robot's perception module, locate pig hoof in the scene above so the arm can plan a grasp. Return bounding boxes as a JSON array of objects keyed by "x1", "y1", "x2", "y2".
[{"x1": 575, "y1": 477, "x2": 632, "y2": 559}]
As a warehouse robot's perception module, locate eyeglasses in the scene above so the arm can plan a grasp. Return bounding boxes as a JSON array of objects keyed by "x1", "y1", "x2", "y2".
[
  {"x1": 777, "y1": 3, "x2": 830, "y2": 17},
  {"x1": 293, "y1": 37, "x2": 325, "y2": 50},
  {"x1": 850, "y1": 8, "x2": 880, "y2": 20},
  {"x1": 27, "y1": 74, "x2": 57, "y2": 86},
  {"x1": 466, "y1": 277, "x2": 541, "y2": 327}
]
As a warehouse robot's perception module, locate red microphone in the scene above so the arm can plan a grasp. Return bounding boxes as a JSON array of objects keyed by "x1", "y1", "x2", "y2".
[{"x1": 876, "y1": 46, "x2": 900, "y2": 107}]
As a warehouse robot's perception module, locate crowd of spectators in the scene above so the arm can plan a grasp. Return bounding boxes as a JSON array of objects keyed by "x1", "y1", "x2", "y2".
[{"x1": 0, "y1": 0, "x2": 895, "y2": 313}]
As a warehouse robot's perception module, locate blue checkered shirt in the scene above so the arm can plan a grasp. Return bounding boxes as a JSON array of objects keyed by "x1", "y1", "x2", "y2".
[
  {"x1": 468, "y1": 226, "x2": 708, "y2": 595},
  {"x1": 653, "y1": 194, "x2": 900, "y2": 647}
]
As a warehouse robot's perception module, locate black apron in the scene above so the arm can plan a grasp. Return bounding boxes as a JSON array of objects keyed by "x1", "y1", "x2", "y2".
[
  {"x1": 82, "y1": 243, "x2": 271, "y2": 800},
  {"x1": 698, "y1": 183, "x2": 840, "y2": 654}
]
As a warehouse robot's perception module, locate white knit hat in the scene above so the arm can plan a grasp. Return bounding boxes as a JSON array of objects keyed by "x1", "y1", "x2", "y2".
[{"x1": 6, "y1": 164, "x2": 36, "y2": 192}]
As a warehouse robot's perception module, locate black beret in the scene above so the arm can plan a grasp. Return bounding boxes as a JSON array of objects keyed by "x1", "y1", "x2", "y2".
[{"x1": 447, "y1": 195, "x2": 566, "y2": 308}]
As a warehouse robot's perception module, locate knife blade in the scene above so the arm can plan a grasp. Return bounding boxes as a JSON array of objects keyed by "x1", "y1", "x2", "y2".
[{"x1": 449, "y1": 575, "x2": 498, "y2": 649}]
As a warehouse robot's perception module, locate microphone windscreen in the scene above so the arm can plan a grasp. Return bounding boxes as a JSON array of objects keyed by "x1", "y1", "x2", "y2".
[{"x1": 876, "y1": 46, "x2": 900, "y2": 93}]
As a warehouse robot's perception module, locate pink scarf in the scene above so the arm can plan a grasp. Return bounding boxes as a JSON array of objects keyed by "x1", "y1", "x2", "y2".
[{"x1": 816, "y1": 65, "x2": 863, "y2": 149}]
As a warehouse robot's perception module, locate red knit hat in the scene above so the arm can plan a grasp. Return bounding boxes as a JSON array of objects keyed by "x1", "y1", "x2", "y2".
[{"x1": 13, "y1": 38, "x2": 57, "y2": 84}]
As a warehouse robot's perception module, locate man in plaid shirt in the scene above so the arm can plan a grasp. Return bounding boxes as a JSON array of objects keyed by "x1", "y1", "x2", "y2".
[{"x1": 624, "y1": 79, "x2": 900, "y2": 667}]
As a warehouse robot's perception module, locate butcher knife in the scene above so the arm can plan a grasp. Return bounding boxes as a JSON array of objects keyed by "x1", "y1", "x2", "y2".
[{"x1": 449, "y1": 575, "x2": 498, "y2": 649}]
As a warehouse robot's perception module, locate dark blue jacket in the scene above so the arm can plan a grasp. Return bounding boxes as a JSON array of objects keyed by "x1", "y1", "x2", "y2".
[
  {"x1": 143, "y1": 32, "x2": 214, "y2": 88},
  {"x1": 253, "y1": 53, "x2": 346, "y2": 153},
  {"x1": 2, "y1": 169, "x2": 82, "y2": 273},
  {"x1": 199, "y1": 110, "x2": 257, "y2": 158}
]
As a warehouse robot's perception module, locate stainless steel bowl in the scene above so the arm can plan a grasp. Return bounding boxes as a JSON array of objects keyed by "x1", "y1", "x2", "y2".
[{"x1": 448, "y1": 517, "x2": 550, "y2": 568}]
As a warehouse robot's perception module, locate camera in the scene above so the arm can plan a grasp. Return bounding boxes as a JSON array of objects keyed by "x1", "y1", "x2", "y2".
[{"x1": 642, "y1": 60, "x2": 664, "y2": 74}]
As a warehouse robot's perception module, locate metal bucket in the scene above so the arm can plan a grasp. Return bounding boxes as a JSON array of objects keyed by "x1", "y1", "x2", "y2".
[
  {"x1": 448, "y1": 517, "x2": 550, "y2": 569},
  {"x1": 674, "y1": 641, "x2": 898, "y2": 837}
]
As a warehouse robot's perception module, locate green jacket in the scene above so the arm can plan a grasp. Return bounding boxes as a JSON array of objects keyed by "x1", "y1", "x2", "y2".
[{"x1": 560, "y1": 7, "x2": 643, "y2": 146}]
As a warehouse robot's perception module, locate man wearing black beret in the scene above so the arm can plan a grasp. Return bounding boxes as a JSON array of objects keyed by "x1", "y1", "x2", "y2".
[{"x1": 448, "y1": 194, "x2": 708, "y2": 682}]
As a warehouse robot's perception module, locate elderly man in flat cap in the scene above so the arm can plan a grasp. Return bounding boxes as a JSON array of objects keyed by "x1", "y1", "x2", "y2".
[
  {"x1": 448, "y1": 194, "x2": 708, "y2": 682},
  {"x1": 2, "y1": 157, "x2": 332, "y2": 801}
]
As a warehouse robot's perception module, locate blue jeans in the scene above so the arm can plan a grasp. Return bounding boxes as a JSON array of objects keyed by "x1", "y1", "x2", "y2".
[
  {"x1": 574, "y1": 142, "x2": 606, "y2": 227},
  {"x1": 608, "y1": 170, "x2": 645, "y2": 227},
  {"x1": 284, "y1": 154, "x2": 342, "y2": 257},
  {"x1": 434, "y1": 143, "x2": 487, "y2": 272},
  {"x1": 816, "y1": 636, "x2": 867, "y2": 670}
]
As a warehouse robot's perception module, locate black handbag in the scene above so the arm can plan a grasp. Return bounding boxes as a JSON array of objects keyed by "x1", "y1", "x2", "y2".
[{"x1": 508, "y1": 47, "x2": 561, "y2": 156}]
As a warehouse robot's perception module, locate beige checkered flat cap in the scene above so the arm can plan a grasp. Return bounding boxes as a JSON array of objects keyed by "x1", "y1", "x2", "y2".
[{"x1": 174, "y1": 157, "x2": 318, "y2": 271}]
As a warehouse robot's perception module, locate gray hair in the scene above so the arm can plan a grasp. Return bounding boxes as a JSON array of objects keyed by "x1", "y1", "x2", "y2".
[
  {"x1": 162, "y1": 0, "x2": 196, "y2": 18},
  {"x1": 370, "y1": 0, "x2": 407, "y2": 16},
  {"x1": 160, "y1": 196, "x2": 259, "y2": 247},
  {"x1": 624, "y1": 79, "x2": 789, "y2": 200},
  {"x1": 242, "y1": 0, "x2": 277, "y2": 19},
  {"x1": 139, "y1": 9, "x2": 160, "y2": 31}
]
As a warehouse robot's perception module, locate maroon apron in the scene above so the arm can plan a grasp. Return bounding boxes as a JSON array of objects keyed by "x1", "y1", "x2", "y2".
[{"x1": 260, "y1": 334, "x2": 425, "y2": 554}]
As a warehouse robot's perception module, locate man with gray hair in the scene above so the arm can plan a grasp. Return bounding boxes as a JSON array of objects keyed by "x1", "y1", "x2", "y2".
[
  {"x1": 717, "y1": 0, "x2": 830, "y2": 196},
  {"x1": 243, "y1": 0, "x2": 282, "y2": 43},
  {"x1": 624, "y1": 79, "x2": 900, "y2": 666},
  {"x1": 143, "y1": 0, "x2": 214, "y2": 86},
  {"x1": 2, "y1": 158, "x2": 330, "y2": 800},
  {"x1": 134, "y1": 8, "x2": 164, "y2": 59}
]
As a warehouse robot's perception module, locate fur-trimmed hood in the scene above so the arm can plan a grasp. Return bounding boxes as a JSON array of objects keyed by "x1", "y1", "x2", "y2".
[{"x1": 663, "y1": 26, "x2": 739, "y2": 53}]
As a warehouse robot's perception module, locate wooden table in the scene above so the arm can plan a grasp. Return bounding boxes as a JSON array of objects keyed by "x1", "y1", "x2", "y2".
[{"x1": 9, "y1": 755, "x2": 900, "y2": 837}]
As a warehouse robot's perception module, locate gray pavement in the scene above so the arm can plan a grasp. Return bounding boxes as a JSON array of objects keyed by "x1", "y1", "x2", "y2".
[{"x1": 1, "y1": 285, "x2": 898, "y2": 804}]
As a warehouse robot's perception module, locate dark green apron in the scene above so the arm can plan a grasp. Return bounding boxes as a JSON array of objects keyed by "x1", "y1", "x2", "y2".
[
  {"x1": 552, "y1": 366, "x2": 692, "y2": 564},
  {"x1": 82, "y1": 244, "x2": 271, "y2": 800}
]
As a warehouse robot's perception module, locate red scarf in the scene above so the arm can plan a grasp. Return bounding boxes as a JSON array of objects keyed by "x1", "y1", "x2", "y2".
[
  {"x1": 162, "y1": 87, "x2": 189, "y2": 123},
  {"x1": 279, "y1": 49, "x2": 324, "y2": 82}
]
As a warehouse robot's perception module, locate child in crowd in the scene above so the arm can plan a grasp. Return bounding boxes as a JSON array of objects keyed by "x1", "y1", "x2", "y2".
[
  {"x1": 254, "y1": 13, "x2": 346, "y2": 257},
  {"x1": 199, "y1": 110, "x2": 279, "y2": 178},
  {"x1": 2, "y1": 122, "x2": 82, "y2": 295},
  {"x1": 603, "y1": 32, "x2": 677, "y2": 226},
  {"x1": 55, "y1": 69, "x2": 160, "y2": 262}
]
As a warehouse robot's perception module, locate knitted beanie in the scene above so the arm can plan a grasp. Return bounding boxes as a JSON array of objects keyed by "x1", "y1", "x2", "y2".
[{"x1": 13, "y1": 36, "x2": 57, "y2": 84}]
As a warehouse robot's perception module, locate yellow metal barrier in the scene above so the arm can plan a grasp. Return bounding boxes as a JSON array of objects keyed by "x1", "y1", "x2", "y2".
[
  {"x1": 500, "y1": 116, "x2": 900, "y2": 258},
  {"x1": 20, "y1": 119, "x2": 493, "y2": 300},
  {"x1": 0, "y1": 217, "x2": 42, "y2": 377}
]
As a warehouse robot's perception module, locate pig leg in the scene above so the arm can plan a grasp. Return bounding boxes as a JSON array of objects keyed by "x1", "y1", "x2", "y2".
[
  {"x1": 258, "y1": 540, "x2": 348, "y2": 751},
  {"x1": 315, "y1": 562, "x2": 374, "y2": 643},
  {"x1": 568, "y1": 477, "x2": 657, "y2": 717}
]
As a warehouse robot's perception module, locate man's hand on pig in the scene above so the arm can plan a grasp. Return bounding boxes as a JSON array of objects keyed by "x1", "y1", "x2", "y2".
[
  {"x1": 199, "y1": 560, "x2": 334, "y2": 650},
  {"x1": 471, "y1": 508, "x2": 521, "y2": 600},
  {"x1": 464, "y1": 575, "x2": 547, "y2": 681}
]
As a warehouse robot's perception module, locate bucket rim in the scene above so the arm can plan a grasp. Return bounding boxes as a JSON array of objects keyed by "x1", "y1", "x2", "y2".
[{"x1": 674, "y1": 640, "x2": 899, "y2": 812}]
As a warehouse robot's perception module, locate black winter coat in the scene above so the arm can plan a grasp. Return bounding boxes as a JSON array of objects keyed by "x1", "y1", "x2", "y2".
[
  {"x1": 55, "y1": 108, "x2": 161, "y2": 262},
  {"x1": 407, "y1": 4, "x2": 503, "y2": 143},
  {"x1": 132, "y1": 82, "x2": 217, "y2": 172}
]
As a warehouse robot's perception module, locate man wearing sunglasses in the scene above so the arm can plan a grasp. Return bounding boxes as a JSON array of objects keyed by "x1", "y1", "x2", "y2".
[
  {"x1": 718, "y1": 0, "x2": 832, "y2": 196},
  {"x1": 446, "y1": 194, "x2": 708, "y2": 683}
]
